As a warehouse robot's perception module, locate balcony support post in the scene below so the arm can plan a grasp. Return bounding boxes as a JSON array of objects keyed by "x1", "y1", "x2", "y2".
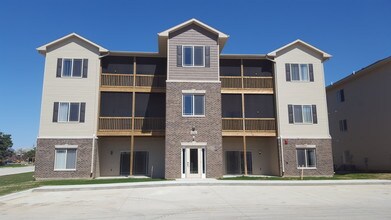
[
  {"x1": 240, "y1": 59, "x2": 248, "y2": 176},
  {"x1": 130, "y1": 57, "x2": 137, "y2": 176}
]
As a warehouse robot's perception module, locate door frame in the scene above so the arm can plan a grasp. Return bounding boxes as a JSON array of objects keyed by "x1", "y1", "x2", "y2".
[{"x1": 181, "y1": 146, "x2": 206, "y2": 179}]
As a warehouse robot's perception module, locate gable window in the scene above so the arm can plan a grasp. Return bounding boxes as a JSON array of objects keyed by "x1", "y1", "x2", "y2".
[
  {"x1": 57, "y1": 58, "x2": 88, "y2": 78},
  {"x1": 288, "y1": 104, "x2": 317, "y2": 124},
  {"x1": 337, "y1": 89, "x2": 345, "y2": 102},
  {"x1": 53, "y1": 102, "x2": 86, "y2": 123},
  {"x1": 182, "y1": 93, "x2": 205, "y2": 116},
  {"x1": 183, "y1": 46, "x2": 204, "y2": 67},
  {"x1": 339, "y1": 119, "x2": 348, "y2": 131},
  {"x1": 285, "y1": 63, "x2": 314, "y2": 82},
  {"x1": 296, "y1": 147, "x2": 316, "y2": 168},
  {"x1": 54, "y1": 147, "x2": 77, "y2": 170}
]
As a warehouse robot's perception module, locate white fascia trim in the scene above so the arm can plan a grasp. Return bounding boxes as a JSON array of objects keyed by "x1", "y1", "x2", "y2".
[
  {"x1": 55, "y1": 145, "x2": 78, "y2": 149},
  {"x1": 182, "y1": 89, "x2": 206, "y2": 94},
  {"x1": 38, "y1": 136, "x2": 96, "y2": 139},
  {"x1": 181, "y1": 142, "x2": 207, "y2": 146},
  {"x1": 166, "y1": 80, "x2": 221, "y2": 83}
]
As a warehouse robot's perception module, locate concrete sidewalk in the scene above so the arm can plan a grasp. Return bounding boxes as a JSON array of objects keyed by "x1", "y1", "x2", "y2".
[
  {"x1": 0, "y1": 166, "x2": 34, "y2": 176},
  {"x1": 32, "y1": 178, "x2": 391, "y2": 192}
]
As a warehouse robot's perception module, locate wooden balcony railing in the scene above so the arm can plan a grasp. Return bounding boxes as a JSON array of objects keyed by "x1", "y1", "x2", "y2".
[
  {"x1": 222, "y1": 118, "x2": 276, "y2": 131},
  {"x1": 220, "y1": 76, "x2": 273, "y2": 89},
  {"x1": 98, "y1": 117, "x2": 165, "y2": 132},
  {"x1": 101, "y1": 73, "x2": 166, "y2": 88}
]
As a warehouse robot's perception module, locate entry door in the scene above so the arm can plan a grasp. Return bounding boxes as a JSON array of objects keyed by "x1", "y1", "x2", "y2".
[{"x1": 183, "y1": 147, "x2": 205, "y2": 178}]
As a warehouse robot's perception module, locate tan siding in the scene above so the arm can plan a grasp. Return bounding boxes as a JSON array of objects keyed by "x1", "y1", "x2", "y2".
[
  {"x1": 222, "y1": 137, "x2": 279, "y2": 175},
  {"x1": 98, "y1": 137, "x2": 165, "y2": 178},
  {"x1": 39, "y1": 37, "x2": 100, "y2": 137},
  {"x1": 168, "y1": 24, "x2": 219, "y2": 81},
  {"x1": 274, "y1": 44, "x2": 330, "y2": 138},
  {"x1": 327, "y1": 62, "x2": 391, "y2": 171}
]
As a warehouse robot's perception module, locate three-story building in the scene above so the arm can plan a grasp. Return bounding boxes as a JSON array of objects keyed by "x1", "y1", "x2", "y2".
[{"x1": 35, "y1": 19, "x2": 333, "y2": 179}]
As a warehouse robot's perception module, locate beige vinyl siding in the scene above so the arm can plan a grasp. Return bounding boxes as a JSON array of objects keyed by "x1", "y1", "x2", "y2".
[
  {"x1": 38, "y1": 36, "x2": 100, "y2": 137},
  {"x1": 327, "y1": 61, "x2": 391, "y2": 171},
  {"x1": 274, "y1": 44, "x2": 330, "y2": 138},
  {"x1": 168, "y1": 24, "x2": 219, "y2": 81}
]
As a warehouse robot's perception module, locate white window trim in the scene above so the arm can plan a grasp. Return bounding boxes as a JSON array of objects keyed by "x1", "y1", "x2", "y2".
[
  {"x1": 290, "y1": 63, "x2": 310, "y2": 82},
  {"x1": 54, "y1": 147, "x2": 77, "y2": 171},
  {"x1": 293, "y1": 104, "x2": 313, "y2": 124},
  {"x1": 61, "y1": 58, "x2": 84, "y2": 78},
  {"x1": 57, "y1": 102, "x2": 81, "y2": 123},
  {"x1": 182, "y1": 45, "x2": 205, "y2": 67},
  {"x1": 296, "y1": 147, "x2": 317, "y2": 169},
  {"x1": 182, "y1": 93, "x2": 206, "y2": 117}
]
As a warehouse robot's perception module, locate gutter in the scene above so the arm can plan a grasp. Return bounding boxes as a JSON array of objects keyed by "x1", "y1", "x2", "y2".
[{"x1": 90, "y1": 134, "x2": 97, "y2": 178}]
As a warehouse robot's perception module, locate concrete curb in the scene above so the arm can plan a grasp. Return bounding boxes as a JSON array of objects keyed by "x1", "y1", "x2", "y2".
[{"x1": 32, "y1": 179, "x2": 391, "y2": 192}]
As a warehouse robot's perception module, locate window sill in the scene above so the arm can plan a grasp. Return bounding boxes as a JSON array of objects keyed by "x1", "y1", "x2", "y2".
[
  {"x1": 181, "y1": 65, "x2": 206, "y2": 68},
  {"x1": 182, "y1": 115, "x2": 206, "y2": 118},
  {"x1": 289, "y1": 80, "x2": 311, "y2": 83},
  {"x1": 56, "y1": 121, "x2": 81, "y2": 124},
  {"x1": 292, "y1": 123, "x2": 314, "y2": 125},
  {"x1": 54, "y1": 169, "x2": 76, "y2": 172},
  {"x1": 297, "y1": 167, "x2": 317, "y2": 170},
  {"x1": 59, "y1": 76, "x2": 83, "y2": 79}
]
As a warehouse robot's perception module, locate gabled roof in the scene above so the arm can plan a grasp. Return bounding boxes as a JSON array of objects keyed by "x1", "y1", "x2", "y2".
[
  {"x1": 267, "y1": 39, "x2": 332, "y2": 61},
  {"x1": 37, "y1": 33, "x2": 108, "y2": 55},
  {"x1": 157, "y1": 18, "x2": 229, "y2": 54},
  {"x1": 326, "y1": 56, "x2": 391, "y2": 90}
]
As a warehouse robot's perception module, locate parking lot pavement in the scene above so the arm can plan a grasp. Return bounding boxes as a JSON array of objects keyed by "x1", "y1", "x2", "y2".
[
  {"x1": 1, "y1": 184, "x2": 391, "y2": 219},
  {"x1": 0, "y1": 166, "x2": 34, "y2": 176}
]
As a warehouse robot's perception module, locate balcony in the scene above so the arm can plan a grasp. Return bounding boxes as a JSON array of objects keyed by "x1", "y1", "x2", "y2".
[
  {"x1": 98, "y1": 117, "x2": 165, "y2": 136},
  {"x1": 100, "y1": 74, "x2": 166, "y2": 93},
  {"x1": 222, "y1": 118, "x2": 276, "y2": 136},
  {"x1": 220, "y1": 76, "x2": 274, "y2": 93}
]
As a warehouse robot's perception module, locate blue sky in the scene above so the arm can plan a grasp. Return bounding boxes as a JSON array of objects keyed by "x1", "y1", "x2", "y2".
[{"x1": 0, "y1": 0, "x2": 390, "y2": 149}]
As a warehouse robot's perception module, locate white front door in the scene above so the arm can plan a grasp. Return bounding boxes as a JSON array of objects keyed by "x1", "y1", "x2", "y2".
[{"x1": 182, "y1": 147, "x2": 205, "y2": 178}]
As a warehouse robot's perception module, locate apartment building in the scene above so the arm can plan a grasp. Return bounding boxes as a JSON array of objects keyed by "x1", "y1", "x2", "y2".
[
  {"x1": 35, "y1": 19, "x2": 333, "y2": 179},
  {"x1": 327, "y1": 56, "x2": 391, "y2": 172}
]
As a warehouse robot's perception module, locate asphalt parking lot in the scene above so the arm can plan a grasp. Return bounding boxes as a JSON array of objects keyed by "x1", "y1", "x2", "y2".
[{"x1": 1, "y1": 183, "x2": 390, "y2": 219}]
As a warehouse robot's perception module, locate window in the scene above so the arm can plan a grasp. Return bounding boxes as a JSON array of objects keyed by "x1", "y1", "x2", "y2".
[
  {"x1": 56, "y1": 58, "x2": 88, "y2": 78},
  {"x1": 337, "y1": 89, "x2": 345, "y2": 102},
  {"x1": 286, "y1": 63, "x2": 313, "y2": 82},
  {"x1": 293, "y1": 105, "x2": 313, "y2": 123},
  {"x1": 61, "y1": 59, "x2": 84, "y2": 77},
  {"x1": 54, "y1": 102, "x2": 85, "y2": 123},
  {"x1": 183, "y1": 94, "x2": 205, "y2": 116},
  {"x1": 54, "y1": 148, "x2": 77, "y2": 170},
  {"x1": 339, "y1": 119, "x2": 348, "y2": 131},
  {"x1": 183, "y1": 46, "x2": 204, "y2": 67},
  {"x1": 296, "y1": 148, "x2": 316, "y2": 168}
]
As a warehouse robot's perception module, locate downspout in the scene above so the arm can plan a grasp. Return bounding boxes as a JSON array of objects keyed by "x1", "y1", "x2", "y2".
[
  {"x1": 90, "y1": 134, "x2": 97, "y2": 178},
  {"x1": 280, "y1": 137, "x2": 285, "y2": 174}
]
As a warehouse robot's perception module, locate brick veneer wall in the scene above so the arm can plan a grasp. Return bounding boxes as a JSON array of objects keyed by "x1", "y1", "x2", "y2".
[
  {"x1": 282, "y1": 138, "x2": 334, "y2": 176},
  {"x1": 35, "y1": 138, "x2": 93, "y2": 179},
  {"x1": 165, "y1": 82, "x2": 223, "y2": 179}
]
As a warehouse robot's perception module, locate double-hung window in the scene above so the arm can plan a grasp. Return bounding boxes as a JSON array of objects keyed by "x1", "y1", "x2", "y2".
[
  {"x1": 183, "y1": 94, "x2": 205, "y2": 116},
  {"x1": 288, "y1": 104, "x2": 317, "y2": 124},
  {"x1": 337, "y1": 89, "x2": 345, "y2": 102},
  {"x1": 54, "y1": 147, "x2": 77, "y2": 170},
  {"x1": 296, "y1": 147, "x2": 316, "y2": 168},
  {"x1": 286, "y1": 63, "x2": 313, "y2": 82},
  {"x1": 183, "y1": 46, "x2": 205, "y2": 67},
  {"x1": 53, "y1": 102, "x2": 86, "y2": 123},
  {"x1": 339, "y1": 119, "x2": 348, "y2": 131},
  {"x1": 57, "y1": 58, "x2": 88, "y2": 78}
]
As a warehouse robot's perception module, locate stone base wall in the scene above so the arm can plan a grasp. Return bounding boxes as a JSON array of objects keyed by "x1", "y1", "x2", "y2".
[
  {"x1": 35, "y1": 138, "x2": 94, "y2": 179},
  {"x1": 282, "y1": 138, "x2": 334, "y2": 176},
  {"x1": 165, "y1": 82, "x2": 223, "y2": 179}
]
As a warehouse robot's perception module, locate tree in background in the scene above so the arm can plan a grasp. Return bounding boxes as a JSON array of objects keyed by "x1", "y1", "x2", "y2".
[
  {"x1": 23, "y1": 148, "x2": 36, "y2": 163},
  {"x1": 0, "y1": 132, "x2": 13, "y2": 165}
]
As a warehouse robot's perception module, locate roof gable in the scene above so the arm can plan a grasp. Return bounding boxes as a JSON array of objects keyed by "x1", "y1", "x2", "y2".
[
  {"x1": 37, "y1": 33, "x2": 108, "y2": 55},
  {"x1": 267, "y1": 39, "x2": 331, "y2": 61},
  {"x1": 158, "y1": 18, "x2": 229, "y2": 54}
]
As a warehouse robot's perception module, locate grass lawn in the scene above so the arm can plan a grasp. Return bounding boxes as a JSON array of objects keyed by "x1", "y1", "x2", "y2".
[
  {"x1": 221, "y1": 173, "x2": 391, "y2": 180},
  {"x1": 0, "y1": 164, "x2": 28, "y2": 168},
  {"x1": 0, "y1": 172, "x2": 165, "y2": 196}
]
